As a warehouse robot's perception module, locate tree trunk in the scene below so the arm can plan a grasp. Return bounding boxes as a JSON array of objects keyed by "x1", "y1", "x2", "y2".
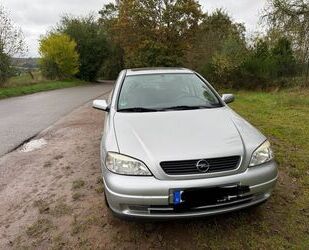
[{"x1": 28, "y1": 70, "x2": 34, "y2": 80}]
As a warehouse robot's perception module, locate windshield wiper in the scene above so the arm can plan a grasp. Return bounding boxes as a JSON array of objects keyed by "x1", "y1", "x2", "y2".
[
  {"x1": 118, "y1": 107, "x2": 160, "y2": 112},
  {"x1": 118, "y1": 104, "x2": 222, "y2": 112},
  {"x1": 160, "y1": 105, "x2": 214, "y2": 111}
]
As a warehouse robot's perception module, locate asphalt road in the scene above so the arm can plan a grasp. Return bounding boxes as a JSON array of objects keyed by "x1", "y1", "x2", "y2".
[{"x1": 0, "y1": 84, "x2": 113, "y2": 157}]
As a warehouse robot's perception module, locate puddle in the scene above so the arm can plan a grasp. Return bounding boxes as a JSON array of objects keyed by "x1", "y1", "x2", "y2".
[{"x1": 20, "y1": 138, "x2": 47, "y2": 152}]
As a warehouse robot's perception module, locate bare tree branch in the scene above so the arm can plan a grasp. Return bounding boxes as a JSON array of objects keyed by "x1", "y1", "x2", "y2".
[{"x1": 0, "y1": 5, "x2": 26, "y2": 56}]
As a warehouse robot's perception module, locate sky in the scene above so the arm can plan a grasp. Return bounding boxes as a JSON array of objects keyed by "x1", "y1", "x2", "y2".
[{"x1": 1, "y1": 0, "x2": 267, "y2": 57}]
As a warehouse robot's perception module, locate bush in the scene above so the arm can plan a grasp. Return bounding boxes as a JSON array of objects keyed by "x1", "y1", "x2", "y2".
[
  {"x1": 204, "y1": 37, "x2": 298, "y2": 90},
  {"x1": 237, "y1": 37, "x2": 297, "y2": 89},
  {"x1": 39, "y1": 33, "x2": 79, "y2": 80}
]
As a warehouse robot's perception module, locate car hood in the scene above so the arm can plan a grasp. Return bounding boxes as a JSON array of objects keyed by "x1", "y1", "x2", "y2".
[{"x1": 113, "y1": 107, "x2": 265, "y2": 180}]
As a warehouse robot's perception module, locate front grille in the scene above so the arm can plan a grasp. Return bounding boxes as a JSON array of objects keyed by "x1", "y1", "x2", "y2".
[{"x1": 160, "y1": 156, "x2": 240, "y2": 175}]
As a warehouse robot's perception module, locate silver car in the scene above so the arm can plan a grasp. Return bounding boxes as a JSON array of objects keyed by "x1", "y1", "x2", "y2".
[{"x1": 93, "y1": 68, "x2": 278, "y2": 219}]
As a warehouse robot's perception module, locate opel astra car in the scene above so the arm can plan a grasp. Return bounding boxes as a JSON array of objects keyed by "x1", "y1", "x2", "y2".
[{"x1": 93, "y1": 68, "x2": 278, "y2": 219}]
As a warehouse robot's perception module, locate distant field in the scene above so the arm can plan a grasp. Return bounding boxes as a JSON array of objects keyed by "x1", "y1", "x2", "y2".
[
  {"x1": 0, "y1": 72, "x2": 87, "y2": 99},
  {"x1": 6, "y1": 71, "x2": 44, "y2": 87}
]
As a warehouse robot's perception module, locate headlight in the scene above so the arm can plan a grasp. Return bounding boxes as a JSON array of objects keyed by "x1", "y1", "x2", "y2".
[
  {"x1": 105, "y1": 152, "x2": 152, "y2": 176},
  {"x1": 249, "y1": 140, "x2": 274, "y2": 167}
]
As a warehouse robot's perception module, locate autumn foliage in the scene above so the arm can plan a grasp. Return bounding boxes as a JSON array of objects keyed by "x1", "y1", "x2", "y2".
[
  {"x1": 36, "y1": 0, "x2": 308, "y2": 88},
  {"x1": 39, "y1": 33, "x2": 79, "y2": 80}
]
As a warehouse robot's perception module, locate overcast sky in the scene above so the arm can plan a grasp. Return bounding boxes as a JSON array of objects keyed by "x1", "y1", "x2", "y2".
[{"x1": 1, "y1": 0, "x2": 267, "y2": 57}]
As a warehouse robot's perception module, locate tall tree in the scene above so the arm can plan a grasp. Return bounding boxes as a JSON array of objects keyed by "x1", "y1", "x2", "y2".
[
  {"x1": 263, "y1": 0, "x2": 309, "y2": 82},
  {"x1": 57, "y1": 15, "x2": 109, "y2": 81},
  {"x1": 0, "y1": 50, "x2": 11, "y2": 84},
  {"x1": 271, "y1": 37, "x2": 296, "y2": 77},
  {"x1": 0, "y1": 5, "x2": 25, "y2": 56},
  {"x1": 99, "y1": 0, "x2": 204, "y2": 67},
  {"x1": 98, "y1": 3, "x2": 124, "y2": 79},
  {"x1": 0, "y1": 5, "x2": 26, "y2": 84},
  {"x1": 187, "y1": 9, "x2": 247, "y2": 82}
]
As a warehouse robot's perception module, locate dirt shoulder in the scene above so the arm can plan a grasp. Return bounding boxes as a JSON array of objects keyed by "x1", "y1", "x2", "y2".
[
  {"x1": 0, "y1": 95, "x2": 111, "y2": 249},
  {"x1": 0, "y1": 92, "x2": 307, "y2": 249}
]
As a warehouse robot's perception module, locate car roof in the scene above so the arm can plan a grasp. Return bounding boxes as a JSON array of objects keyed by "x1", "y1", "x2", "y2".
[{"x1": 125, "y1": 67, "x2": 194, "y2": 76}]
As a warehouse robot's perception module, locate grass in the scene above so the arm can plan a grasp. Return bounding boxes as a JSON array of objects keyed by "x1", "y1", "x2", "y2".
[
  {"x1": 33, "y1": 199, "x2": 50, "y2": 214},
  {"x1": 95, "y1": 176, "x2": 104, "y2": 193},
  {"x1": 26, "y1": 218, "x2": 53, "y2": 238},
  {"x1": 72, "y1": 179, "x2": 85, "y2": 190},
  {"x1": 71, "y1": 212, "x2": 107, "y2": 236},
  {"x1": 219, "y1": 88, "x2": 309, "y2": 248},
  {"x1": 52, "y1": 234, "x2": 68, "y2": 250},
  {"x1": 95, "y1": 185, "x2": 104, "y2": 194},
  {"x1": 7, "y1": 71, "x2": 43, "y2": 87},
  {"x1": 0, "y1": 79, "x2": 87, "y2": 99},
  {"x1": 51, "y1": 202, "x2": 72, "y2": 217},
  {"x1": 229, "y1": 88, "x2": 309, "y2": 184},
  {"x1": 72, "y1": 192, "x2": 84, "y2": 201},
  {"x1": 0, "y1": 72, "x2": 88, "y2": 99}
]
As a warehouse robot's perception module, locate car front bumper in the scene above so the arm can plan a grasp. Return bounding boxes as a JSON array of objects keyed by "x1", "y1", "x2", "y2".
[{"x1": 102, "y1": 160, "x2": 278, "y2": 219}]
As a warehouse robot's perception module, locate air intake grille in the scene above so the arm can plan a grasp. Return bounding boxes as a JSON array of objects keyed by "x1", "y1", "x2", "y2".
[{"x1": 160, "y1": 156, "x2": 240, "y2": 175}]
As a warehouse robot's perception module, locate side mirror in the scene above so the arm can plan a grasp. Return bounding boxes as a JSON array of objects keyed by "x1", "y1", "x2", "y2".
[
  {"x1": 222, "y1": 94, "x2": 235, "y2": 104},
  {"x1": 93, "y1": 100, "x2": 109, "y2": 111}
]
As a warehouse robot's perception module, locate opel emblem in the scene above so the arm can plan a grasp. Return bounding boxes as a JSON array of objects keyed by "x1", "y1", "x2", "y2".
[{"x1": 196, "y1": 159, "x2": 210, "y2": 173}]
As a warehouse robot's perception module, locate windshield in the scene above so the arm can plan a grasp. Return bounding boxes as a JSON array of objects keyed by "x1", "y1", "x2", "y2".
[{"x1": 117, "y1": 73, "x2": 222, "y2": 112}]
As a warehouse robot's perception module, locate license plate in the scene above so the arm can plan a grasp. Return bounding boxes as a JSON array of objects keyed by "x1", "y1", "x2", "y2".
[{"x1": 173, "y1": 185, "x2": 250, "y2": 208}]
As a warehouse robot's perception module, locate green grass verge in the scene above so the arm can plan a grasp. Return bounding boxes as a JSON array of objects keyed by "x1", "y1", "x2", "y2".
[
  {"x1": 7, "y1": 71, "x2": 43, "y2": 87},
  {"x1": 190, "y1": 88, "x2": 309, "y2": 248},
  {"x1": 0, "y1": 79, "x2": 87, "y2": 99}
]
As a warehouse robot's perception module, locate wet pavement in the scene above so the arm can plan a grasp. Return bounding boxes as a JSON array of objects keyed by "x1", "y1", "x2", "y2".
[{"x1": 0, "y1": 84, "x2": 113, "y2": 157}]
